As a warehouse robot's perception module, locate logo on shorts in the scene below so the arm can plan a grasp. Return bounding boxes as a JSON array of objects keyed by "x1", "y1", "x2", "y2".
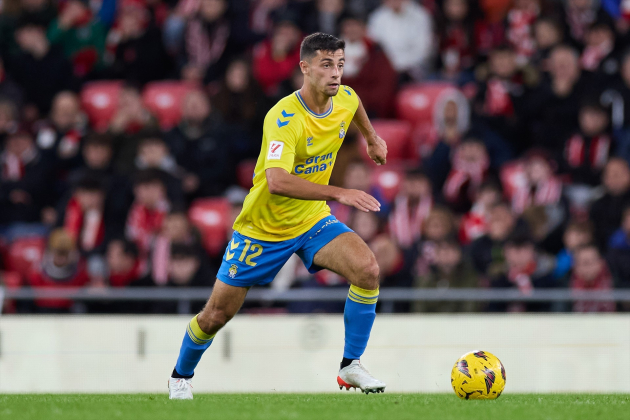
[{"x1": 228, "y1": 264, "x2": 238, "y2": 279}]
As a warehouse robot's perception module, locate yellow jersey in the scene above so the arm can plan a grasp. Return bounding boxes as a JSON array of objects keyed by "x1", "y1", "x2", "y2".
[{"x1": 233, "y1": 86, "x2": 360, "y2": 241}]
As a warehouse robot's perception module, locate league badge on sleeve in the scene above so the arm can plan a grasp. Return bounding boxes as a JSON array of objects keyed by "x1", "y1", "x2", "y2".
[
  {"x1": 339, "y1": 122, "x2": 346, "y2": 139},
  {"x1": 268, "y1": 141, "x2": 284, "y2": 160}
]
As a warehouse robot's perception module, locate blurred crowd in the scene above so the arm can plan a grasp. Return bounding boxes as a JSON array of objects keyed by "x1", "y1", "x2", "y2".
[{"x1": 2, "y1": 0, "x2": 630, "y2": 314}]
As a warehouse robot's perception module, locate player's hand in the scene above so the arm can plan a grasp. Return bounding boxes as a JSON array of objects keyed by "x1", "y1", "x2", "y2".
[
  {"x1": 366, "y1": 135, "x2": 387, "y2": 166},
  {"x1": 337, "y1": 189, "x2": 381, "y2": 213}
]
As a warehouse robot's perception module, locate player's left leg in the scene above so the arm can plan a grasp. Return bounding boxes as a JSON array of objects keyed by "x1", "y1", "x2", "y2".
[{"x1": 309, "y1": 231, "x2": 385, "y2": 393}]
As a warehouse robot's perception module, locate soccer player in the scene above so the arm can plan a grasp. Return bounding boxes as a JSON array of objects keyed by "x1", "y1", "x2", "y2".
[{"x1": 168, "y1": 33, "x2": 388, "y2": 399}]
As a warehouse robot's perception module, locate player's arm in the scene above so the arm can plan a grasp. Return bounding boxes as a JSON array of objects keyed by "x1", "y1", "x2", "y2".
[
  {"x1": 266, "y1": 168, "x2": 380, "y2": 213},
  {"x1": 352, "y1": 97, "x2": 387, "y2": 166}
]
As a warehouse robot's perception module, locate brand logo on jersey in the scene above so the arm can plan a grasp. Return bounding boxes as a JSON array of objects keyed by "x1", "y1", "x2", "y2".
[
  {"x1": 268, "y1": 141, "x2": 284, "y2": 160},
  {"x1": 294, "y1": 152, "x2": 334, "y2": 175},
  {"x1": 339, "y1": 121, "x2": 346, "y2": 139},
  {"x1": 228, "y1": 264, "x2": 238, "y2": 279},
  {"x1": 482, "y1": 368, "x2": 496, "y2": 394},
  {"x1": 306, "y1": 136, "x2": 314, "y2": 147}
]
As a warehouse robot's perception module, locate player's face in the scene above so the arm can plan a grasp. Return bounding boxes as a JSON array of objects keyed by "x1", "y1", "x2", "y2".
[{"x1": 306, "y1": 49, "x2": 345, "y2": 97}]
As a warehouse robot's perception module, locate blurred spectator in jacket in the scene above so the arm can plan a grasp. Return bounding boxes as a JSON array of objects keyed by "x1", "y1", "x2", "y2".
[
  {"x1": 330, "y1": 160, "x2": 388, "y2": 223},
  {"x1": 459, "y1": 181, "x2": 502, "y2": 245},
  {"x1": 108, "y1": 83, "x2": 159, "y2": 174},
  {"x1": 531, "y1": 17, "x2": 564, "y2": 72},
  {"x1": 47, "y1": 0, "x2": 107, "y2": 78},
  {"x1": 414, "y1": 238, "x2": 480, "y2": 313},
  {"x1": 469, "y1": 201, "x2": 516, "y2": 277},
  {"x1": 302, "y1": 0, "x2": 346, "y2": 36},
  {"x1": 58, "y1": 175, "x2": 108, "y2": 255},
  {"x1": 590, "y1": 158, "x2": 630, "y2": 251},
  {"x1": 106, "y1": 237, "x2": 140, "y2": 288},
  {"x1": 415, "y1": 206, "x2": 457, "y2": 276},
  {"x1": 553, "y1": 219, "x2": 594, "y2": 280},
  {"x1": 561, "y1": 101, "x2": 613, "y2": 186},
  {"x1": 27, "y1": 228, "x2": 90, "y2": 313},
  {"x1": 339, "y1": 14, "x2": 397, "y2": 118},
  {"x1": 348, "y1": 209, "x2": 382, "y2": 244},
  {"x1": 213, "y1": 58, "x2": 270, "y2": 158},
  {"x1": 125, "y1": 169, "x2": 170, "y2": 269},
  {"x1": 9, "y1": 17, "x2": 77, "y2": 116},
  {"x1": 0, "y1": 56, "x2": 24, "y2": 109},
  {"x1": 527, "y1": 45, "x2": 590, "y2": 154},
  {"x1": 133, "y1": 242, "x2": 214, "y2": 314},
  {"x1": 367, "y1": 0, "x2": 433, "y2": 80},
  {"x1": 434, "y1": 0, "x2": 477, "y2": 77},
  {"x1": 0, "y1": 130, "x2": 53, "y2": 224},
  {"x1": 135, "y1": 136, "x2": 185, "y2": 205},
  {"x1": 570, "y1": 244, "x2": 616, "y2": 312},
  {"x1": 607, "y1": 205, "x2": 630, "y2": 288},
  {"x1": 0, "y1": 98, "x2": 19, "y2": 145},
  {"x1": 33, "y1": 90, "x2": 85, "y2": 171},
  {"x1": 179, "y1": 0, "x2": 242, "y2": 84},
  {"x1": 489, "y1": 233, "x2": 556, "y2": 312},
  {"x1": 562, "y1": 0, "x2": 613, "y2": 47},
  {"x1": 253, "y1": 18, "x2": 302, "y2": 96},
  {"x1": 389, "y1": 169, "x2": 433, "y2": 249},
  {"x1": 580, "y1": 20, "x2": 619, "y2": 77},
  {"x1": 165, "y1": 90, "x2": 233, "y2": 197},
  {"x1": 106, "y1": 2, "x2": 171, "y2": 85}
]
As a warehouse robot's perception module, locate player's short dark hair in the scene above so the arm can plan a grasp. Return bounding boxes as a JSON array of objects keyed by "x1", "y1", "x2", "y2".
[{"x1": 300, "y1": 33, "x2": 345, "y2": 61}]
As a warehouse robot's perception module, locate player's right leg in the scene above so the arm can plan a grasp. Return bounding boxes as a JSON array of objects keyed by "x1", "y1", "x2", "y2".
[{"x1": 169, "y1": 280, "x2": 248, "y2": 399}]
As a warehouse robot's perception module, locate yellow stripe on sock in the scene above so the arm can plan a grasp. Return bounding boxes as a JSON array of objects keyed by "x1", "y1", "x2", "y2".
[
  {"x1": 187, "y1": 315, "x2": 215, "y2": 345},
  {"x1": 348, "y1": 285, "x2": 379, "y2": 304}
]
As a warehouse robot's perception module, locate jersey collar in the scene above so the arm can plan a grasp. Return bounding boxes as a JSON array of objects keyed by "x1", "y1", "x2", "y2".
[{"x1": 295, "y1": 91, "x2": 333, "y2": 118}]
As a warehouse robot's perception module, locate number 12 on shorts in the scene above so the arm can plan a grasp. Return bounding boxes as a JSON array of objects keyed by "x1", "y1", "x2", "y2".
[{"x1": 226, "y1": 239, "x2": 263, "y2": 266}]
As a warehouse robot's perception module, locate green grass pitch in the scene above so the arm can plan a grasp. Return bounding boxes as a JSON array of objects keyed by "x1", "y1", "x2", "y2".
[{"x1": 1, "y1": 394, "x2": 628, "y2": 420}]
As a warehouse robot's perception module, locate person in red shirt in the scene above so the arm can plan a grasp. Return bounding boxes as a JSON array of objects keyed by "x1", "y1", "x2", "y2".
[{"x1": 27, "y1": 228, "x2": 90, "y2": 313}]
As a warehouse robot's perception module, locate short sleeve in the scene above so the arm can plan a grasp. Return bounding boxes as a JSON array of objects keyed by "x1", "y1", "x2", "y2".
[
  {"x1": 262, "y1": 108, "x2": 302, "y2": 173},
  {"x1": 339, "y1": 85, "x2": 360, "y2": 114}
]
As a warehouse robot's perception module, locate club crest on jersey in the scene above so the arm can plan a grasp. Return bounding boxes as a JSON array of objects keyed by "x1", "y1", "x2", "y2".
[
  {"x1": 228, "y1": 264, "x2": 238, "y2": 279},
  {"x1": 306, "y1": 136, "x2": 314, "y2": 147},
  {"x1": 339, "y1": 121, "x2": 346, "y2": 139}
]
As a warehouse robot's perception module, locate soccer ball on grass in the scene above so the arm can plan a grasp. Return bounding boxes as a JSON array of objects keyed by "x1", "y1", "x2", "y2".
[{"x1": 451, "y1": 350, "x2": 506, "y2": 400}]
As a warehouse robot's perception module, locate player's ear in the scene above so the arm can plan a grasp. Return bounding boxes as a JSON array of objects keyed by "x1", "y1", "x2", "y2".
[{"x1": 299, "y1": 60, "x2": 309, "y2": 76}]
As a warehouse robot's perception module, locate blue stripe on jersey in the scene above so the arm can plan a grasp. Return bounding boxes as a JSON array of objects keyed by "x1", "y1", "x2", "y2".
[{"x1": 295, "y1": 92, "x2": 333, "y2": 118}]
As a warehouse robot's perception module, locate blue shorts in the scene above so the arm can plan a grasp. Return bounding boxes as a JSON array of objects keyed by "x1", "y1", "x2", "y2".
[{"x1": 217, "y1": 215, "x2": 353, "y2": 287}]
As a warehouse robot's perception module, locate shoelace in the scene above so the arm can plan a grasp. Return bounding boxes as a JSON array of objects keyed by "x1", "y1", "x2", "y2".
[{"x1": 174, "y1": 379, "x2": 191, "y2": 390}]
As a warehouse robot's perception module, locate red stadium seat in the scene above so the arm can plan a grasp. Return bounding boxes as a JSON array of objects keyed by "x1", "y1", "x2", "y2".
[
  {"x1": 188, "y1": 198, "x2": 231, "y2": 257},
  {"x1": 396, "y1": 82, "x2": 465, "y2": 127},
  {"x1": 370, "y1": 165, "x2": 405, "y2": 202},
  {"x1": 237, "y1": 159, "x2": 257, "y2": 190},
  {"x1": 358, "y1": 120, "x2": 414, "y2": 165},
  {"x1": 142, "y1": 81, "x2": 198, "y2": 129},
  {"x1": 499, "y1": 160, "x2": 527, "y2": 201},
  {"x1": 80, "y1": 81, "x2": 123, "y2": 131},
  {"x1": 4, "y1": 236, "x2": 46, "y2": 280}
]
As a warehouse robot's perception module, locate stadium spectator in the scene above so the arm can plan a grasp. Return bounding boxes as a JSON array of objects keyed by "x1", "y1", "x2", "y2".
[
  {"x1": 108, "y1": 83, "x2": 159, "y2": 174},
  {"x1": 570, "y1": 244, "x2": 616, "y2": 312},
  {"x1": 106, "y1": 2, "x2": 171, "y2": 85},
  {"x1": 561, "y1": 101, "x2": 613, "y2": 186},
  {"x1": 389, "y1": 169, "x2": 433, "y2": 249},
  {"x1": 607, "y1": 206, "x2": 630, "y2": 288},
  {"x1": 301, "y1": 0, "x2": 346, "y2": 36},
  {"x1": 562, "y1": 0, "x2": 613, "y2": 46},
  {"x1": 213, "y1": 58, "x2": 270, "y2": 158},
  {"x1": 178, "y1": 0, "x2": 242, "y2": 84},
  {"x1": 469, "y1": 202, "x2": 517, "y2": 278},
  {"x1": 531, "y1": 17, "x2": 564, "y2": 71},
  {"x1": 252, "y1": 18, "x2": 302, "y2": 95},
  {"x1": 135, "y1": 136, "x2": 185, "y2": 205},
  {"x1": 511, "y1": 150, "x2": 566, "y2": 216},
  {"x1": 9, "y1": 17, "x2": 77, "y2": 115},
  {"x1": 105, "y1": 238, "x2": 140, "y2": 288},
  {"x1": 0, "y1": 98, "x2": 19, "y2": 144},
  {"x1": 415, "y1": 206, "x2": 456, "y2": 276},
  {"x1": 488, "y1": 233, "x2": 556, "y2": 312},
  {"x1": 47, "y1": 0, "x2": 107, "y2": 78},
  {"x1": 0, "y1": 130, "x2": 53, "y2": 224},
  {"x1": 339, "y1": 14, "x2": 397, "y2": 118},
  {"x1": 413, "y1": 238, "x2": 479, "y2": 313},
  {"x1": 434, "y1": 0, "x2": 477, "y2": 77},
  {"x1": 164, "y1": 90, "x2": 233, "y2": 197},
  {"x1": 579, "y1": 20, "x2": 619, "y2": 77},
  {"x1": 133, "y1": 242, "x2": 214, "y2": 314},
  {"x1": 0, "y1": 57, "x2": 24, "y2": 108},
  {"x1": 553, "y1": 219, "x2": 594, "y2": 280},
  {"x1": 348, "y1": 210, "x2": 381, "y2": 244},
  {"x1": 590, "y1": 157, "x2": 630, "y2": 251},
  {"x1": 125, "y1": 169, "x2": 171, "y2": 269},
  {"x1": 26, "y1": 228, "x2": 90, "y2": 313},
  {"x1": 458, "y1": 181, "x2": 502, "y2": 245},
  {"x1": 58, "y1": 175, "x2": 108, "y2": 255},
  {"x1": 367, "y1": 0, "x2": 433, "y2": 80},
  {"x1": 33, "y1": 90, "x2": 85, "y2": 170}
]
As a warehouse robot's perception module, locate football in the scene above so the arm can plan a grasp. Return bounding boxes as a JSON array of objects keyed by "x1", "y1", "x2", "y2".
[{"x1": 451, "y1": 350, "x2": 506, "y2": 400}]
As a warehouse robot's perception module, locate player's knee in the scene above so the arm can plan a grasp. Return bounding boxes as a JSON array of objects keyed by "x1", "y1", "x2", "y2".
[
  {"x1": 359, "y1": 257, "x2": 380, "y2": 290},
  {"x1": 198, "y1": 309, "x2": 233, "y2": 334}
]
